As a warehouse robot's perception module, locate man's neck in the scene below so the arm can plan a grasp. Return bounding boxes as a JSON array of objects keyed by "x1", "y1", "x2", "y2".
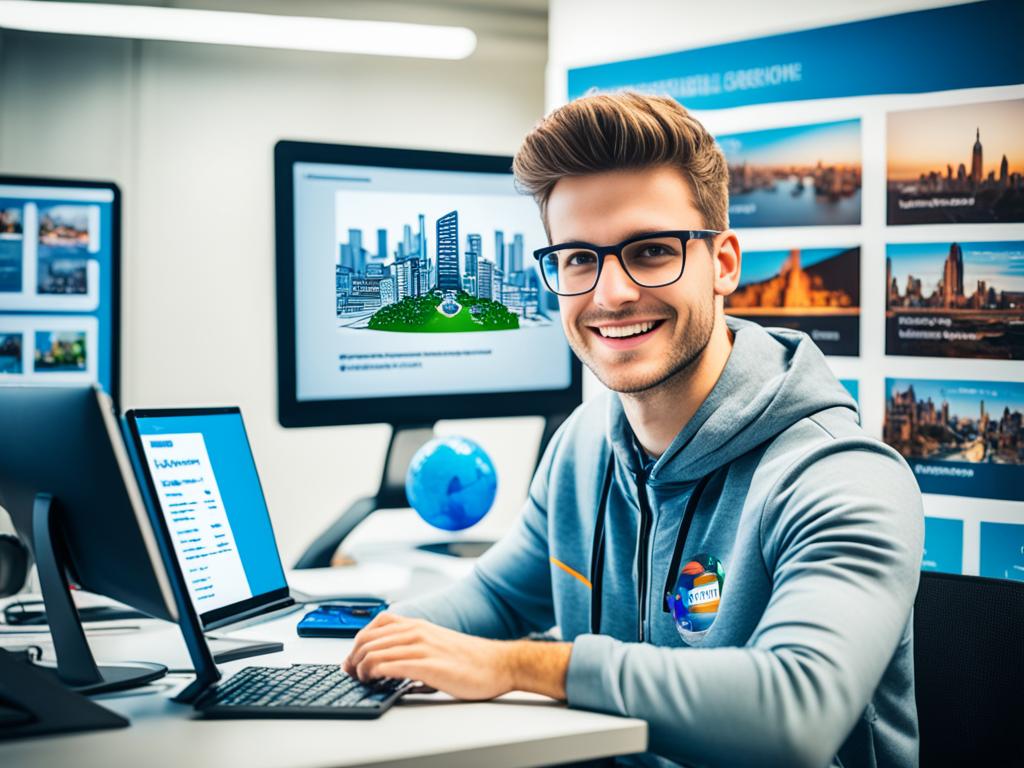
[{"x1": 620, "y1": 318, "x2": 733, "y2": 460}]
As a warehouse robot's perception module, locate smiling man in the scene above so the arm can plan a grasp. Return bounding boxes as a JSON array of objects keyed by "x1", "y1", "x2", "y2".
[{"x1": 344, "y1": 93, "x2": 924, "y2": 768}]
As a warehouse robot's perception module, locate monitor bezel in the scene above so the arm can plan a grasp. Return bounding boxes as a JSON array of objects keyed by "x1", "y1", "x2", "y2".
[
  {"x1": 274, "y1": 140, "x2": 582, "y2": 428},
  {"x1": 0, "y1": 174, "x2": 121, "y2": 408},
  {"x1": 124, "y1": 405, "x2": 292, "y2": 630}
]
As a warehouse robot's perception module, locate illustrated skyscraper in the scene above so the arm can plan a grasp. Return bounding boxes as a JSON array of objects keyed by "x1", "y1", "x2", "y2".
[
  {"x1": 436, "y1": 211, "x2": 460, "y2": 291},
  {"x1": 495, "y1": 231, "x2": 505, "y2": 275},
  {"x1": 466, "y1": 233, "x2": 481, "y2": 278},
  {"x1": 377, "y1": 229, "x2": 388, "y2": 261}
]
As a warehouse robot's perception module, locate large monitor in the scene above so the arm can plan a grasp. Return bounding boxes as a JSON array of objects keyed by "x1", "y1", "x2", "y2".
[
  {"x1": 0, "y1": 176, "x2": 120, "y2": 405},
  {"x1": 0, "y1": 386, "x2": 175, "y2": 693},
  {"x1": 274, "y1": 141, "x2": 581, "y2": 428}
]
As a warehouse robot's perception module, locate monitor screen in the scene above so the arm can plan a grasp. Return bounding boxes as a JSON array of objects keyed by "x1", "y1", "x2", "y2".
[
  {"x1": 0, "y1": 176, "x2": 119, "y2": 403},
  {"x1": 276, "y1": 142, "x2": 581, "y2": 427},
  {"x1": 129, "y1": 409, "x2": 288, "y2": 627}
]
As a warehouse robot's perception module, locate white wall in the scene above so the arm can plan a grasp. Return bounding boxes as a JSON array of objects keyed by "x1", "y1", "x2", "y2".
[{"x1": 0, "y1": 1, "x2": 549, "y2": 563}]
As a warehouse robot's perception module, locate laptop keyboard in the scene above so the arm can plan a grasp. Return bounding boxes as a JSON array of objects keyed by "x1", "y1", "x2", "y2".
[{"x1": 196, "y1": 664, "x2": 411, "y2": 718}]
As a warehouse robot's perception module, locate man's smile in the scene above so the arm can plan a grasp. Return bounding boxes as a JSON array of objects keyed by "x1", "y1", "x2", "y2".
[{"x1": 586, "y1": 318, "x2": 667, "y2": 349}]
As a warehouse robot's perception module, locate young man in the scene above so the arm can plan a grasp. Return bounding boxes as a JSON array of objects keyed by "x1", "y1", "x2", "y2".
[{"x1": 344, "y1": 93, "x2": 923, "y2": 768}]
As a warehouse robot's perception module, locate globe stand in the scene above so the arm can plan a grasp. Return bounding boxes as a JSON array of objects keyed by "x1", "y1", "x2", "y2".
[{"x1": 294, "y1": 415, "x2": 568, "y2": 569}]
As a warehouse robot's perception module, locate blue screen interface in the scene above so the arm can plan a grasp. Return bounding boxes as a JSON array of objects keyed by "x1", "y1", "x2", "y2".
[{"x1": 135, "y1": 412, "x2": 287, "y2": 615}]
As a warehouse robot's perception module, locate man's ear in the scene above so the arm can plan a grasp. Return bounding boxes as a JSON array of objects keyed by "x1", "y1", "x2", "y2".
[{"x1": 711, "y1": 230, "x2": 741, "y2": 298}]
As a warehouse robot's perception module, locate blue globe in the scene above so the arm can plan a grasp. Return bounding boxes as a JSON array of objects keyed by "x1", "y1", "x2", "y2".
[{"x1": 405, "y1": 436, "x2": 497, "y2": 531}]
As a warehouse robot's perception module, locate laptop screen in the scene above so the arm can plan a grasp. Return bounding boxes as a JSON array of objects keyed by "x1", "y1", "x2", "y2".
[{"x1": 129, "y1": 408, "x2": 289, "y2": 626}]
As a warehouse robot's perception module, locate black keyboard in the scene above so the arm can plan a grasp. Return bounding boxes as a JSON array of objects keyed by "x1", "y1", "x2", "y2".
[{"x1": 195, "y1": 664, "x2": 413, "y2": 719}]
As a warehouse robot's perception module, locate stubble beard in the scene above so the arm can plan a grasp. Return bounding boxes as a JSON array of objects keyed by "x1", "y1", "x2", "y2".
[{"x1": 571, "y1": 295, "x2": 716, "y2": 396}]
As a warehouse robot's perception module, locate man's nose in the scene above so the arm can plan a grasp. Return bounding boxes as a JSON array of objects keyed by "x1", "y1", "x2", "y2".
[{"x1": 592, "y1": 254, "x2": 640, "y2": 310}]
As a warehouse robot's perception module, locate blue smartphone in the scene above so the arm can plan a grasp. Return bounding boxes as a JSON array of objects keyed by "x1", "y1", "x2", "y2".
[{"x1": 296, "y1": 598, "x2": 388, "y2": 638}]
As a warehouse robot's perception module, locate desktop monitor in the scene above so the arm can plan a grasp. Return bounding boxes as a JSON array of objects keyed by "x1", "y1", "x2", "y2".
[
  {"x1": 0, "y1": 386, "x2": 176, "y2": 693},
  {"x1": 0, "y1": 176, "x2": 120, "y2": 405},
  {"x1": 124, "y1": 407, "x2": 293, "y2": 630},
  {"x1": 274, "y1": 141, "x2": 581, "y2": 428}
]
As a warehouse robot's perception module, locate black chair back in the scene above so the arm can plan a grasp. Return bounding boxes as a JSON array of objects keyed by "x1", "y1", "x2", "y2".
[{"x1": 914, "y1": 570, "x2": 1024, "y2": 766}]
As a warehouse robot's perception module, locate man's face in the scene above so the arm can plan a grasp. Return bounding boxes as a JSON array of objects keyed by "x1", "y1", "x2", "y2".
[{"x1": 545, "y1": 166, "x2": 721, "y2": 395}]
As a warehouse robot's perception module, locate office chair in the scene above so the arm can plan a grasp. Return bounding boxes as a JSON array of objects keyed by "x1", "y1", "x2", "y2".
[{"x1": 913, "y1": 571, "x2": 1024, "y2": 766}]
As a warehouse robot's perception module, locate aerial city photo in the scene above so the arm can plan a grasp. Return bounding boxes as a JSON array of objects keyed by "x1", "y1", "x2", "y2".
[
  {"x1": 887, "y1": 98, "x2": 1024, "y2": 225},
  {"x1": 725, "y1": 246, "x2": 860, "y2": 355},
  {"x1": 886, "y1": 240, "x2": 1024, "y2": 360},
  {"x1": 335, "y1": 209, "x2": 550, "y2": 333},
  {"x1": 37, "y1": 204, "x2": 93, "y2": 295},
  {"x1": 717, "y1": 119, "x2": 862, "y2": 228}
]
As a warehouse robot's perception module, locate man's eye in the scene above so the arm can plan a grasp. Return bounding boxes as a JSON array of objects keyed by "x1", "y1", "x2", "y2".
[
  {"x1": 566, "y1": 251, "x2": 596, "y2": 267},
  {"x1": 636, "y1": 244, "x2": 670, "y2": 258}
]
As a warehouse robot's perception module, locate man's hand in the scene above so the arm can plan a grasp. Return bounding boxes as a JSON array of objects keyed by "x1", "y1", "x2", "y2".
[{"x1": 342, "y1": 612, "x2": 572, "y2": 701}]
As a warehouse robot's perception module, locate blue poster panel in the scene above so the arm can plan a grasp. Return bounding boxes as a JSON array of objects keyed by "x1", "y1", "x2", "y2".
[
  {"x1": 840, "y1": 379, "x2": 858, "y2": 403},
  {"x1": 883, "y1": 378, "x2": 1024, "y2": 502},
  {"x1": 725, "y1": 246, "x2": 859, "y2": 355},
  {"x1": 979, "y1": 522, "x2": 1024, "y2": 582},
  {"x1": 567, "y1": 1, "x2": 1024, "y2": 110},
  {"x1": 921, "y1": 517, "x2": 964, "y2": 575},
  {"x1": 718, "y1": 121, "x2": 861, "y2": 228},
  {"x1": 887, "y1": 99, "x2": 1024, "y2": 226},
  {"x1": 885, "y1": 241, "x2": 1024, "y2": 360}
]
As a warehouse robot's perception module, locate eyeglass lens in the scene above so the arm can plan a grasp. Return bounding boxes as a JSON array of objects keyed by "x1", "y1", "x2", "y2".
[{"x1": 540, "y1": 235, "x2": 687, "y2": 295}]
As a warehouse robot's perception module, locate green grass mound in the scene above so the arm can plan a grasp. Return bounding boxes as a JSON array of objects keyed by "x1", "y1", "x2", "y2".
[{"x1": 368, "y1": 290, "x2": 519, "y2": 332}]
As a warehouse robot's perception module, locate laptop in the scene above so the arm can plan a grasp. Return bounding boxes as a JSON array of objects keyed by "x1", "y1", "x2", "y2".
[{"x1": 124, "y1": 407, "x2": 412, "y2": 718}]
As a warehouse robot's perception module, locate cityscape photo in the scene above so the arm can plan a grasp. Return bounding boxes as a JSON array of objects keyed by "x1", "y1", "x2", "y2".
[
  {"x1": 884, "y1": 378, "x2": 1024, "y2": 501},
  {"x1": 886, "y1": 241, "x2": 1024, "y2": 360},
  {"x1": 717, "y1": 119, "x2": 862, "y2": 228},
  {"x1": 0, "y1": 332, "x2": 21, "y2": 374},
  {"x1": 33, "y1": 330, "x2": 87, "y2": 372},
  {"x1": 37, "y1": 204, "x2": 93, "y2": 295},
  {"x1": 887, "y1": 98, "x2": 1024, "y2": 225},
  {"x1": 335, "y1": 208, "x2": 550, "y2": 333},
  {"x1": 885, "y1": 379, "x2": 1023, "y2": 464},
  {"x1": 0, "y1": 204, "x2": 23, "y2": 293},
  {"x1": 725, "y1": 246, "x2": 860, "y2": 355}
]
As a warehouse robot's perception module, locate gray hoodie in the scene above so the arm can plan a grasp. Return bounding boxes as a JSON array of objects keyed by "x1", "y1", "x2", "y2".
[{"x1": 399, "y1": 317, "x2": 924, "y2": 768}]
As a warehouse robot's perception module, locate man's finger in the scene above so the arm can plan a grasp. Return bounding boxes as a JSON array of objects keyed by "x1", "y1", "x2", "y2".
[{"x1": 347, "y1": 629, "x2": 422, "y2": 671}]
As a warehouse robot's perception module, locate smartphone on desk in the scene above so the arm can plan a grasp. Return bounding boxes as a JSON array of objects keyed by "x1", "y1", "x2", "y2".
[{"x1": 296, "y1": 598, "x2": 388, "y2": 638}]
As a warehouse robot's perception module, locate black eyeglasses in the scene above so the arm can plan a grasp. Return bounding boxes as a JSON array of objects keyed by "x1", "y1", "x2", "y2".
[{"x1": 532, "y1": 230, "x2": 720, "y2": 296}]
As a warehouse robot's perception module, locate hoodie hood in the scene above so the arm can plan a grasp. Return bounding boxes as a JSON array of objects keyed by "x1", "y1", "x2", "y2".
[{"x1": 608, "y1": 316, "x2": 857, "y2": 484}]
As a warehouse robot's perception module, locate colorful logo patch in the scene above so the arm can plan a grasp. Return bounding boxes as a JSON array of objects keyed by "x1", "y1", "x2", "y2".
[{"x1": 666, "y1": 553, "x2": 725, "y2": 634}]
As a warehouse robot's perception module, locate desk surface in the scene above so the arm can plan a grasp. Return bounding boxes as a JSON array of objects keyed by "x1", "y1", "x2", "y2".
[{"x1": 0, "y1": 583, "x2": 647, "y2": 768}]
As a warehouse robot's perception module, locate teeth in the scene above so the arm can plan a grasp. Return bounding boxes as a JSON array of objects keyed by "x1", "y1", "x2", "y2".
[{"x1": 598, "y1": 321, "x2": 655, "y2": 338}]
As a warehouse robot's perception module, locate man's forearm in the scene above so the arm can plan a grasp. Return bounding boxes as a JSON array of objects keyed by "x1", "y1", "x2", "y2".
[{"x1": 505, "y1": 640, "x2": 573, "y2": 700}]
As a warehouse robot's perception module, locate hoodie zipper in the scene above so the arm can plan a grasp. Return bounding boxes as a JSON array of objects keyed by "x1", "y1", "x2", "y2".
[{"x1": 635, "y1": 467, "x2": 653, "y2": 643}]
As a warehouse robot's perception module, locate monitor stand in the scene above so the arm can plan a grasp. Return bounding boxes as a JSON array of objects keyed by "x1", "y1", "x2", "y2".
[
  {"x1": 32, "y1": 493, "x2": 167, "y2": 695},
  {"x1": 294, "y1": 414, "x2": 568, "y2": 570}
]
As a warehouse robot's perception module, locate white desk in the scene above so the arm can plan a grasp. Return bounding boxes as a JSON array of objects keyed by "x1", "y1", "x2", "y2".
[{"x1": 0, "y1": 562, "x2": 647, "y2": 767}]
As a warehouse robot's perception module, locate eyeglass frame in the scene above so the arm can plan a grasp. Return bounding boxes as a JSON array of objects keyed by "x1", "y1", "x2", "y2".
[{"x1": 532, "y1": 229, "x2": 722, "y2": 296}]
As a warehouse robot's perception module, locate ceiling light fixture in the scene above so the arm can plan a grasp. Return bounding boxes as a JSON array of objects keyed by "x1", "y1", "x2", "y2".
[{"x1": 0, "y1": 1, "x2": 477, "y2": 59}]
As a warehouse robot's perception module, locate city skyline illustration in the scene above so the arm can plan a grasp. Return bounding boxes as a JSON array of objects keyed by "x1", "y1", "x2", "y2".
[{"x1": 334, "y1": 206, "x2": 547, "y2": 326}]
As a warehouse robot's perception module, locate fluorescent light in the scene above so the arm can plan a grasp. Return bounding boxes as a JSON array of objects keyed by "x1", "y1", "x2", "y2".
[{"x1": 0, "y1": 1, "x2": 477, "y2": 59}]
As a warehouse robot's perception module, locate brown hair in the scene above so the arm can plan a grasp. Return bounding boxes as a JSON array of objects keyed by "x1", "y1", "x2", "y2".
[{"x1": 512, "y1": 92, "x2": 729, "y2": 232}]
